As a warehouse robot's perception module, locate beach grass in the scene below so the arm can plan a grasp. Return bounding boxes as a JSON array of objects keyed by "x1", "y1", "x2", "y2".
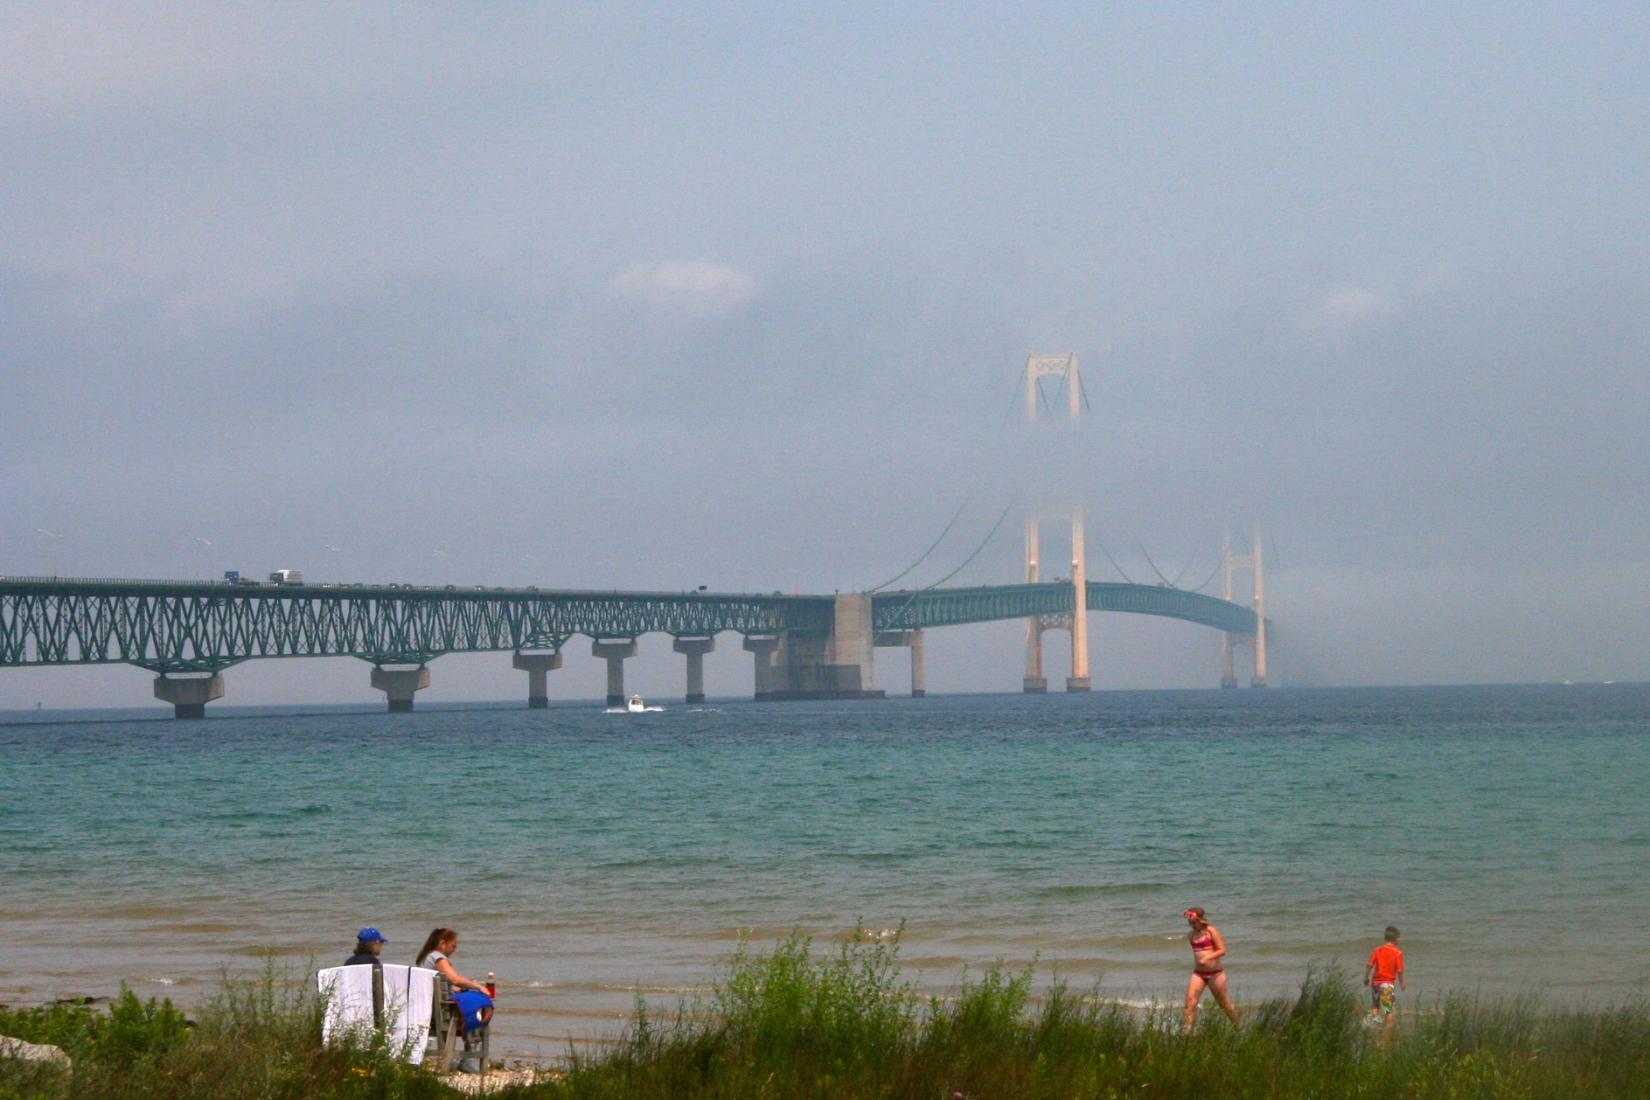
[
  {"x1": 0, "y1": 959, "x2": 448, "y2": 1100},
  {"x1": 540, "y1": 935, "x2": 1650, "y2": 1099},
  {"x1": 4, "y1": 937, "x2": 1648, "y2": 1099}
]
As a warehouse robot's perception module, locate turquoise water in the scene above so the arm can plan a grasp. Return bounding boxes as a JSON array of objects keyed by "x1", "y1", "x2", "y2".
[{"x1": 1, "y1": 685, "x2": 1646, "y2": 1058}]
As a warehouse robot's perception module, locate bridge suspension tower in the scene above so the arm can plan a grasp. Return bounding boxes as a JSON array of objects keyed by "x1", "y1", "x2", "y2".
[
  {"x1": 1020, "y1": 353, "x2": 1090, "y2": 693},
  {"x1": 1219, "y1": 528, "x2": 1267, "y2": 687}
]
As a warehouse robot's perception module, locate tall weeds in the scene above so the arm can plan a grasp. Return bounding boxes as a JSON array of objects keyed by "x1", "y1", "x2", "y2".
[
  {"x1": 547, "y1": 935, "x2": 1650, "y2": 1100},
  {"x1": 0, "y1": 959, "x2": 445, "y2": 1100},
  {"x1": 4, "y1": 937, "x2": 1648, "y2": 1098}
]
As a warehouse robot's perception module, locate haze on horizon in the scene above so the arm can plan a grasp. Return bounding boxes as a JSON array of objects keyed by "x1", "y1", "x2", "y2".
[{"x1": 3, "y1": 4, "x2": 1647, "y2": 709}]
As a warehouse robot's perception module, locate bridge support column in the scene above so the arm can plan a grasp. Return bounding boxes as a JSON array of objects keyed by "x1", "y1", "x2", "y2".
[
  {"x1": 874, "y1": 629, "x2": 926, "y2": 697},
  {"x1": 1220, "y1": 634, "x2": 1238, "y2": 689},
  {"x1": 592, "y1": 640, "x2": 637, "y2": 707},
  {"x1": 743, "y1": 635, "x2": 781, "y2": 700},
  {"x1": 1024, "y1": 517, "x2": 1047, "y2": 693},
  {"x1": 1222, "y1": 528, "x2": 1267, "y2": 688},
  {"x1": 1067, "y1": 510, "x2": 1090, "y2": 692},
  {"x1": 910, "y1": 630, "x2": 926, "y2": 697},
  {"x1": 513, "y1": 651, "x2": 563, "y2": 709},
  {"x1": 673, "y1": 636, "x2": 715, "y2": 704},
  {"x1": 755, "y1": 596, "x2": 883, "y2": 700},
  {"x1": 153, "y1": 673, "x2": 224, "y2": 719},
  {"x1": 1023, "y1": 619, "x2": 1048, "y2": 692},
  {"x1": 372, "y1": 666, "x2": 430, "y2": 712},
  {"x1": 1023, "y1": 617, "x2": 1051, "y2": 692},
  {"x1": 824, "y1": 593, "x2": 878, "y2": 697},
  {"x1": 1251, "y1": 529, "x2": 1267, "y2": 688}
]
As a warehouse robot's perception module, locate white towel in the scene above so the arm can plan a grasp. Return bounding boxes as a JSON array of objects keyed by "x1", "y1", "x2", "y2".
[
  {"x1": 380, "y1": 965, "x2": 436, "y2": 1066},
  {"x1": 317, "y1": 964, "x2": 377, "y2": 1047},
  {"x1": 317, "y1": 964, "x2": 437, "y2": 1065}
]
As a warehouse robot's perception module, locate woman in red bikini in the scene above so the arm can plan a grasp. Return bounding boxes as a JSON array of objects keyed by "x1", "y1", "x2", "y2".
[{"x1": 1182, "y1": 906, "x2": 1240, "y2": 1032}]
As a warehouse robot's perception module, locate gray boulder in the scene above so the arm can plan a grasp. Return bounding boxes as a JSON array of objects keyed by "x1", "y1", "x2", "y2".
[{"x1": 0, "y1": 1034, "x2": 72, "y2": 1070}]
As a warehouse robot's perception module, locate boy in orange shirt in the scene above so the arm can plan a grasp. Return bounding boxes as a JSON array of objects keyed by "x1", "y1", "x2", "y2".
[{"x1": 1364, "y1": 925, "x2": 1406, "y2": 1035}]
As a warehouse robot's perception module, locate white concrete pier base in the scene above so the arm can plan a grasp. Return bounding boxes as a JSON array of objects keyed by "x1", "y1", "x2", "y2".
[
  {"x1": 153, "y1": 673, "x2": 224, "y2": 719},
  {"x1": 910, "y1": 630, "x2": 926, "y2": 697},
  {"x1": 673, "y1": 636, "x2": 715, "y2": 704},
  {"x1": 592, "y1": 640, "x2": 638, "y2": 707},
  {"x1": 513, "y1": 651, "x2": 563, "y2": 709},
  {"x1": 743, "y1": 635, "x2": 781, "y2": 700},
  {"x1": 371, "y1": 666, "x2": 430, "y2": 713}
]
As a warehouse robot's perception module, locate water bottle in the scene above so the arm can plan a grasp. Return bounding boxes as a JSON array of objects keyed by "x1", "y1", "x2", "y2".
[{"x1": 485, "y1": 972, "x2": 496, "y2": 998}]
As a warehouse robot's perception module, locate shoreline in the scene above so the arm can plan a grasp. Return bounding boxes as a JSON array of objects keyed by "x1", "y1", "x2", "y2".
[{"x1": 7, "y1": 941, "x2": 1648, "y2": 1099}]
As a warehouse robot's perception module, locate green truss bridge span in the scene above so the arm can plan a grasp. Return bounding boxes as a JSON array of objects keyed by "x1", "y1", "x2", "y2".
[{"x1": 0, "y1": 576, "x2": 1261, "y2": 716}]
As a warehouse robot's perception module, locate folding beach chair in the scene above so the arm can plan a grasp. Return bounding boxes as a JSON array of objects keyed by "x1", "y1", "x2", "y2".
[{"x1": 429, "y1": 975, "x2": 491, "y2": 1074}]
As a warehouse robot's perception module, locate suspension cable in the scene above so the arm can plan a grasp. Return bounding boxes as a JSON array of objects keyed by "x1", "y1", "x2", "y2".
[
  {"x1": 1168, "y1": 554, "x2": 1197, "y2": 587},
  {"x1": 1094, "y1": 539, "x2": 1138, "y2": 585},
  {"x1": 882, "y1": 493, "x2": 1019, "y2": 625},
  {"x1": 868, "y1": 497, "x2": 971, "y2": 592},
  {"x1": 924, "y1": 494, "x2": 1018, "y2": 589},
  {"x1": 1188, "y1": 559, "x2": 1224, "y2": 594},
  {"x1": 1137, "y1": 540, "x2": 1178, "y2": 587}
]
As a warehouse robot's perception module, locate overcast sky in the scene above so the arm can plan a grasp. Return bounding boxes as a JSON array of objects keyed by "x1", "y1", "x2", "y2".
[{"x1": 4, "y1": 4, "x2": 1648, "y2": 708}]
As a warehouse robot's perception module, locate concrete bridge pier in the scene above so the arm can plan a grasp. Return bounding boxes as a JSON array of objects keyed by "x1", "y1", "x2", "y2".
[
  {"x1": 1023, "y1": 619, "x2": 1048, "y2": 693},
  {"x1": 371, "y1": 665, "x2": 430, "y2": 712},
  {"x1": 673, "y1": 636, "x2": 715, "y2": 703},
  {"x1": 743, "y1": 634, "x2": 781, "y2": 699},
  {"x1": 1024, "y1": 519, "x2": 1047, "y2": 693},
  {"x1": 1250, "y1": 531, "x2": 1268, "y2": 688},
  {"x1": 592, "y1": 640, "x2": 637, "y2": 707},
  {"x1": 751, "y1": 595, "x2": 883, "y2": 700},
  {"x1": 1066, "y1": 519, "x2": 1091, "y2": 692},
  {"x1": 1220, "y1": 634, "x2": 1239, "y2": 688},
  {"x1": 513, "y1": 651, "x2": 563, "y2": 708},
  {"x1": 874, "y1": 629, "x2": 926, "y2": 697},
  {"x1": 910, "y1": 630, "x2": 925, "y2": 697},
  {"x1": 153, "y1": 673, "x2": 224, "y2": 719}
]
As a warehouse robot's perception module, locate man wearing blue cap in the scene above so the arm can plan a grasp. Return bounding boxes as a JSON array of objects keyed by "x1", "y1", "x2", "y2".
[{"x1": 344, "y1": 928, "x2": 388, "y2": 966}]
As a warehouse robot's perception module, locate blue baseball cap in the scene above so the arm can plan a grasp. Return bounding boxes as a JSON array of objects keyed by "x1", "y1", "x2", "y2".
[{"x1": 356, "y1": 927, "x2": 387, "y2": 944}]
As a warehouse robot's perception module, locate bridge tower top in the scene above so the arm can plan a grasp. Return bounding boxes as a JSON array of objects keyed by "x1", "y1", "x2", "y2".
[
  {"x1": 1023, "y1": 353, "x2": 1085, "y2": 425},
  {"x1": 1021, "y1": 353, "x2": 1090, "y2": 692}
]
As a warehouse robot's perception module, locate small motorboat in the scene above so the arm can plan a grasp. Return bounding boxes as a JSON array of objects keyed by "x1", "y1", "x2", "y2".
[{"x1": 605, "y1": 693, "x2": 663, "y2": 714}]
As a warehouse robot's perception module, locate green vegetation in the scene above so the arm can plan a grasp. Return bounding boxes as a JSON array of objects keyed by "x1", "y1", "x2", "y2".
[
  {"x1": 551, "y1": 936, "x2": 1650, "y2": 1099},
  {"x1": 5, "y1": 938, "x2": 1648, "y2": 1099},
  {"x1": 0, "y1": 962, "x2": 448, "y2": 1100}
]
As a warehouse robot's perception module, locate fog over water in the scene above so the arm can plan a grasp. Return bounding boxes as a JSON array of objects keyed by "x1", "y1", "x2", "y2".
[{"x1": 3, "y1": 6, "x2": 1648, "y2": 707}]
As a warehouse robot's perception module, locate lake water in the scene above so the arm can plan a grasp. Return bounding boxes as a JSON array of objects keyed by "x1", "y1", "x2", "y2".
[{"x1": 1, "y1": 684, "x2": 1645, "y2": 1059}]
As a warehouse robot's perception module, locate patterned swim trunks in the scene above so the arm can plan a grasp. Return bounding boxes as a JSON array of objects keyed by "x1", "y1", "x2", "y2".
[{"x1": 1372, "y1": 982, "x2": 1397, "y2": 1015}]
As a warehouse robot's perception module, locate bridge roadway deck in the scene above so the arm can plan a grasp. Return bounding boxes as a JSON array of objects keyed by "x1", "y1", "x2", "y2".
[{"x1": 0, "y1": 576, "x2": 1256, "y2": 674}]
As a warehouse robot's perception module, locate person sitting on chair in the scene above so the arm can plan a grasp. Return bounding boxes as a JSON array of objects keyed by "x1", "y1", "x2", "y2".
[
  {"x1": 416, "y1": 926, "x2": 493, "y2": 1072},
  {"x1": 414, "y1": 927, "x2": 490, "y2": 994},
  {"x1": 344, "y1": 927, "x2": 387, "y2": 966}
]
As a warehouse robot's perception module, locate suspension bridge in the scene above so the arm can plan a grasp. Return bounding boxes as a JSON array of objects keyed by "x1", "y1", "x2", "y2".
[
  {"x1": 1, "y1": 356, "x2": 1271, "y2": 716},
  {"x1": 0, "y1": 572, "x2": 1265, "y2": 716}
]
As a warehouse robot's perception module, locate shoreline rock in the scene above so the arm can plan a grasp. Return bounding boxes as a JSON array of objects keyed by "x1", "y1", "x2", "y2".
[{"x1": 0, "y1": 1034, "x2": 73, "y2": 1070}]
